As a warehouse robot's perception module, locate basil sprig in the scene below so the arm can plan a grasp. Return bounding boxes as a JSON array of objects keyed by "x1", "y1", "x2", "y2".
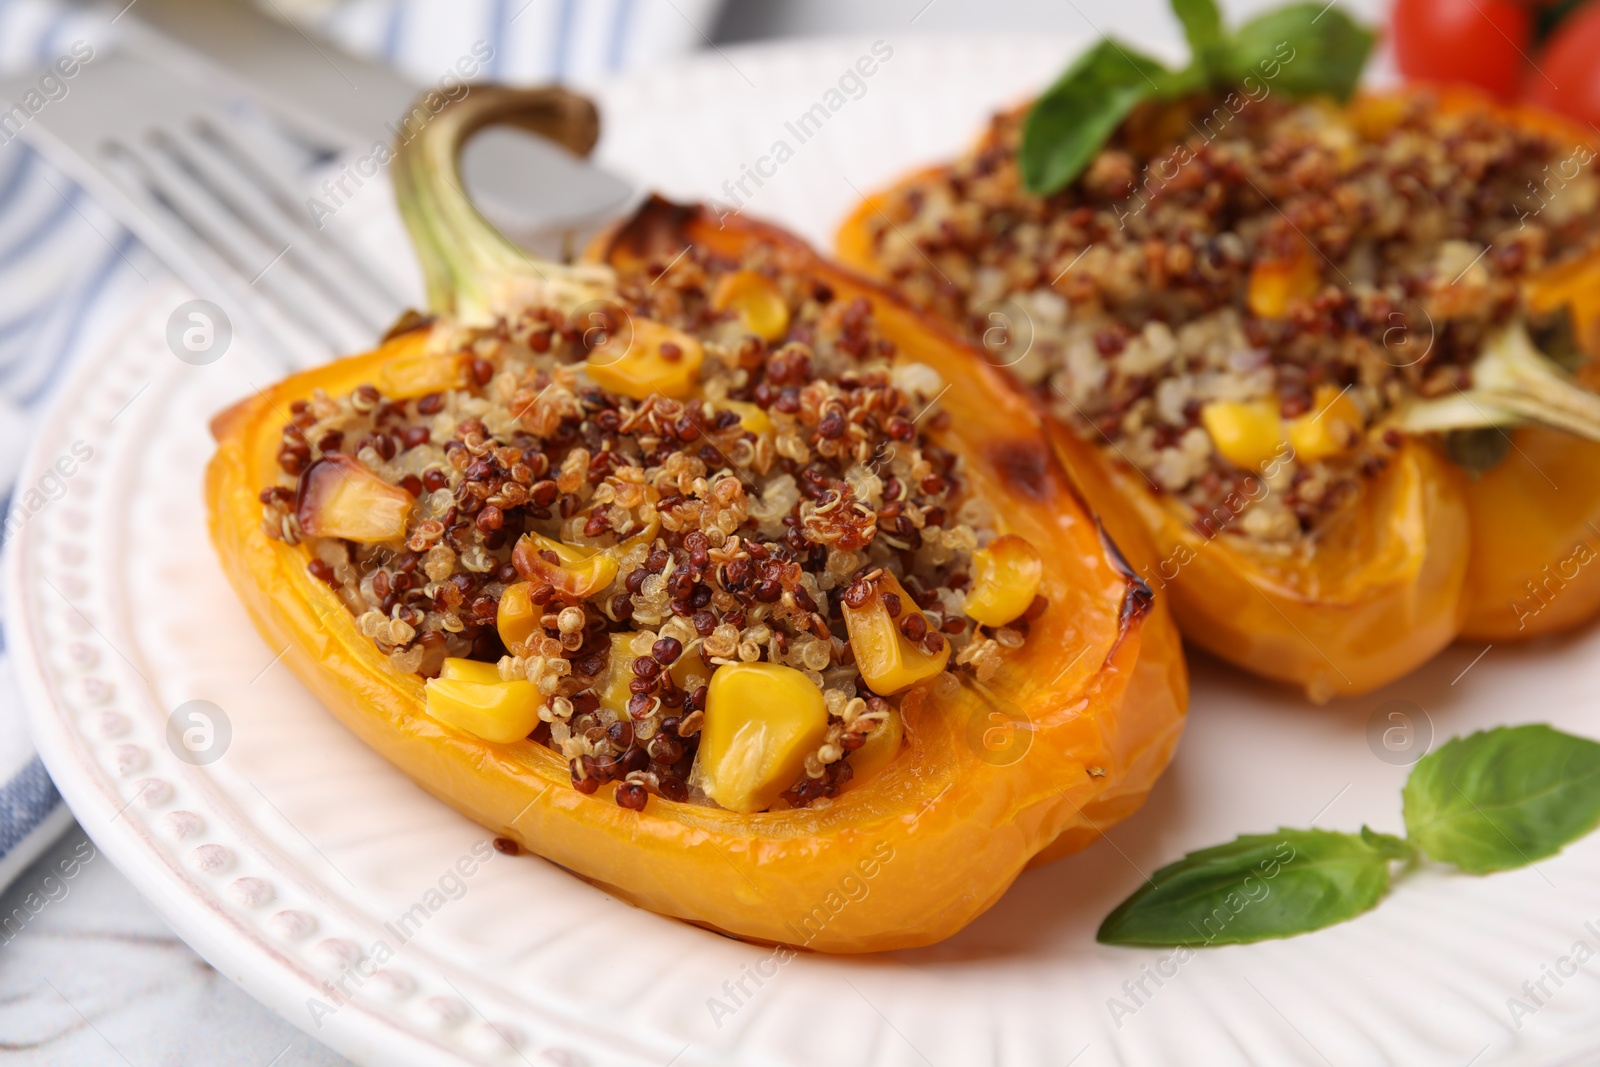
[
  {"x1": 1100, "y1": 725, "x2": 1600, "y2": 947},
  {"x1": 1019, "y1": 0, "x2": 1375, "y2": 195}
]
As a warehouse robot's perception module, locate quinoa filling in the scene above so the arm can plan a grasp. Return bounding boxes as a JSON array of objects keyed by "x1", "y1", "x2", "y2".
[
  {"x1": 258, "y1": 242, "x2": 1043, "y2": 812},
  {"x1": 856, "y1": 91, "x2": 1600, "y2": 544}
]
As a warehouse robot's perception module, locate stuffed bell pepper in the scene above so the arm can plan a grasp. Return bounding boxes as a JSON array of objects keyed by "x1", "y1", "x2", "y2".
[
  {"x1": 838, "y1": 10, "x2": 1600, "y2": 702},
  {"x1": 206, "y1": 87, "x2": 1187, "y2": 951}
]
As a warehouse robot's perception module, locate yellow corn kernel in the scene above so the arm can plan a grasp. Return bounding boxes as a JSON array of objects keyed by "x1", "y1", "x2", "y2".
[
  {"x1": 496, "y1": 582, "x2": 540, "y2": 656},
  {"x1": 1287, "y1": 384, "x2": 1363, "y2": 462},
  {"x1": 669, "y1": 645, "x2": 711, "y2": 690},
  {"x1": 718, "y1": 400, "x2": 774, "y2": 436},
  {"x1": 698, "y1": 662, "x2": 828, "y2": 813},
  {"x1": 598, "y1": 632, "x2": 710, "y2": 714},
  {"x1": 439, "y1": 657, "x2": 502, "y2": 684},
  {"x1": 1347, "y1": 94, "x2": 1410, "y2": 141},
  {"x1": 1201, "y1": 399, "x2": 1284, "y2": 472},
  {"x1": 511, "y1": 533, "x2": 619, "y2": 599},
  {"x1": 711, "y1": 269, "x2": 790, "y2": 342},
  {"x1": 843, "y1": 572, "x2": 951, "y2": 696},
  {"x1": 586, "y1": 318, "x2": 703, "y2": 400},
  {"x1": 424, "y1": 664, "x2": 541, "y2": 744},
  {"x1": 377, "y1": 349, "x2": 467, "y2": 399},
  {"x1": 845, "y1": 710, "x2": 904, "y2": 788},
  {"x1": 964, "y1": 534, "x2": 1043, "y2": 627},
  {"x1": 1247, "y1": 245, "x2": 1320, "y2": 319}
]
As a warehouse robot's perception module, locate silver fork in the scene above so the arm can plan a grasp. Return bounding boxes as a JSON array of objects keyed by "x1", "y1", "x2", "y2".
[{"x1": 6, "y1": 47, "x2": 407, "y2": 368}]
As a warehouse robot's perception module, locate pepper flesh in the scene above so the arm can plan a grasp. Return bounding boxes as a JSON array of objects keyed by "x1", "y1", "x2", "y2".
[
  {"x1": 377, "y1": 343, "x2": 468, "y2": 399},
  {"x1": 838, "y1": 86, "x2": 1600, "y2": 698},
  {"x1": 510, "y1": 532, "x2": 618, "y2": 599},
  {"x1": 1460, "y1": 423, "x2": 1600, "y2": 639},
  {"x1": 294, "y1": 454, "x2": 413, "y2": 543},
  {"x1": 585, "y1": 317, "x2": 704, "y2": 400},
  {"x1": 205, "y1": 88, "x2": 1187, "y2": 951}
]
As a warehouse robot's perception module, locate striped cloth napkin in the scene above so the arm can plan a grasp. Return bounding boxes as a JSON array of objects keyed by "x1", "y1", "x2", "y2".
[{"x1": 0, "y1": 0, "x2": 721, "y2": 890}]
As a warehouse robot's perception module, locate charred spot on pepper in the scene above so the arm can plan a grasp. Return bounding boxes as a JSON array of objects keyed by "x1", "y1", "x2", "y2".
[
  {"x1": 1119, "y1": 583, "x2": 1156, "y2": 630},
  {"x1": 381, "y1": 308, "x2": 437, "y2": 342},
  {"x1": 1096, "y1": 519, "x2": 1155, "y2": 632},
  {"x1": 987, "y1": 439, "x2": 1055, "y2": 503},
  {"x1": 603, "y1": 194, "x2": 701, "y2": 266}
]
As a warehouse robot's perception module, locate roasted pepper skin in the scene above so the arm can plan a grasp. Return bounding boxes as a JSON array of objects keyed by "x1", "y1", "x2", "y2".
[
  {"x1": 1441, "y1": 90, "x2": 1600, "y2": 641},
  {"x1": 1460, "y1": 426, "x2": 1600, "y2": 640},
  {"x1": 207, "y1": 200, "x2": 1187, "y2": 952},
  {"x1": 1050, "y1": 425, "x2": 1471, "y2": 701},
  {"x1": 838, "y1": 87, "x2": 1600, "y2": 699}
]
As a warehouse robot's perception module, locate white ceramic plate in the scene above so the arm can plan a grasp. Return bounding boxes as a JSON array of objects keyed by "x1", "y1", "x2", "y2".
[{"x1": 10, "y1": 35, "x2": 1600, "y2": 1067}]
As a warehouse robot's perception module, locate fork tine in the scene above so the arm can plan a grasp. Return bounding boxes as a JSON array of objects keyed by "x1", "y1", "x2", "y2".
[
  {"x1": 186, "y1": 119, "x2": 405, "y2": 327},
  {"x1": 98, "y1": 141, "x2": 334, "y2": 362},
  {"x1": 109, "y1": 135, "x2": 372, "y2": 355},
  {"x1": 10, "y1": 49, "x2": 416, "y2": 368},
  {"x1": 151, "y1": 126, "x2": 397, "y2": 336},
  {"x1": 138, "y1": 132, "x2": 374, "y2": 350}
]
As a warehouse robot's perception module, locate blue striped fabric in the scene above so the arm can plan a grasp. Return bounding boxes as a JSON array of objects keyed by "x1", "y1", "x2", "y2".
[
  {"x1": 0, "y1": 756, "x2": 58, "y2": 857},
  {"x1": 0, "y1": 0, "x2": 721, "y2": 891},
  {"x1": 288, "y1": 0, "x2": 718, "y2": 87}
]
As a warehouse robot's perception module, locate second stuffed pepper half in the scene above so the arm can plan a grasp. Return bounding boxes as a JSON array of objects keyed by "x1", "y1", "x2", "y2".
[{"x1": 839, "y1": 4, "x2": 1600, "y2": 702}]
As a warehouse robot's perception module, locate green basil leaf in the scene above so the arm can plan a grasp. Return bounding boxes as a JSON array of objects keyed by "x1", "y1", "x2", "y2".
[
  {"x1": 1173, "y1": 0, "x2": 1225, "y2": 66},
  {"x1": 1403, "y1": 724, "x2": 1600, "y2": 873},
  {"x1": 1219, "y1": 4, "x2": 1374, "y2": 101},
  {"x1": 1019, "y1": 40, "x2": 1170, "y2": 196},
  {"x1": 1097, "y1": 828, "x2": 1405, "y2": 947}
]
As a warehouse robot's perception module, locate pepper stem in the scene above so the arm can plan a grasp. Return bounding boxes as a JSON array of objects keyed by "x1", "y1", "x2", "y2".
[
  {"x1": 391, "y1": 86, "x2": 616, "y2": 325},
  {"x1": 1396, "y1": 322, "x2": 1600, "y2": 442}
]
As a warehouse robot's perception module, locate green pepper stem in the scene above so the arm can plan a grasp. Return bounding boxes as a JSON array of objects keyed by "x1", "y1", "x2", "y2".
[
  {"x1": 391, "y1": 86, "x2": 616, "y2": 324},
  {"x1": 1396, "y1": 322, "x2": 1600, "y2": 442}
]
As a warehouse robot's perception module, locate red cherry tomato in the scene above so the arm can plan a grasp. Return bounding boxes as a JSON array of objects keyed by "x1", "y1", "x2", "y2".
[
  {"x1": 1522, "y1": 2, "x2": 1600, "y2": 128},
  {"x1": 1392, "y1": 0, "x2": 1533, "y2": 100}
]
